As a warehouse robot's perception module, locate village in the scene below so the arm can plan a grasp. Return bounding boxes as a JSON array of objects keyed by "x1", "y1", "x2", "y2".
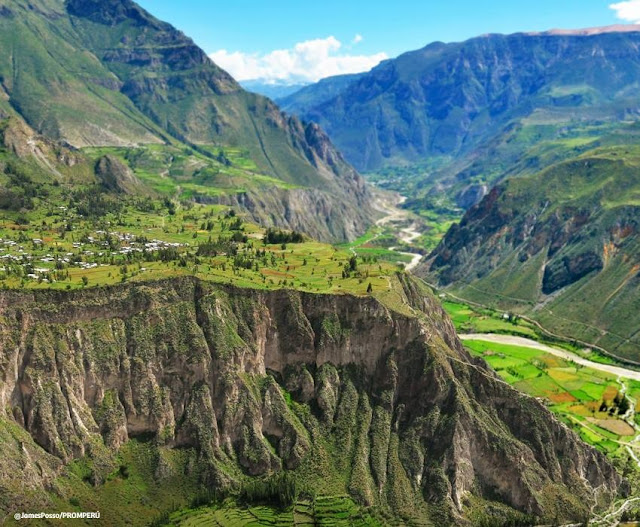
[{"x1": 0, "y1": 200, "x2": 398, "y2": 295}]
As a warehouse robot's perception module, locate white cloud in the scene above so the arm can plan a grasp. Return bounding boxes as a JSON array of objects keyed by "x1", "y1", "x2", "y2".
[
  {"x1": 610, "y1": 0, "x2": 640, "y2": 23},
  {"x1": 209, "y1": 36, "x2": 387, "y2": 84},
  {"x1": 353, "y1": 34, "x2": 364, "y2": 44}
]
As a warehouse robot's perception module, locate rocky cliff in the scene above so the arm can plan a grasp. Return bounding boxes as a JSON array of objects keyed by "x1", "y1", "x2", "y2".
[
  {"x1": 422, "y1": 147, "x2": 640, "y2": 362},
  {"x1": 0, "y1": 277, "x2": 623, "y2": 524}
]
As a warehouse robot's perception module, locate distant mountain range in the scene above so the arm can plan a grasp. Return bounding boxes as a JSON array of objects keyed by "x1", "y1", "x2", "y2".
[
  {"x1": 283, "y1": 26, "x2": 640, "y2": 207},
  {"x1": 277, "y1": 73, "x2": 365, "y2": 116},
  {"x1": 240, "y1": 80, "x2": 309, "y2": 100},
  {"x1": 0, "y1": 0, "x2": 375, "y2": 241}
]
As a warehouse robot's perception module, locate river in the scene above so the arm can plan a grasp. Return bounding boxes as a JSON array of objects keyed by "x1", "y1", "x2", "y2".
[{"x1": 373, "y1": 194, "x2": 423, "y2": 271}]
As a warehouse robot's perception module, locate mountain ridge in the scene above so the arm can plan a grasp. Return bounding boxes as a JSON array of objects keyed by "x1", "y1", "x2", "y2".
[
  {"x1": 421, "y1": 143, "x2": 640, "y2": 362},
  {"x1": 0, "y1": 0, "x2": 376, "y2": 241}
]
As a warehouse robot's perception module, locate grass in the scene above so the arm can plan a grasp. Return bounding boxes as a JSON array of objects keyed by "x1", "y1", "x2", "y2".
[
  {"x1": 465, "y1": 339, "x2": 640, "y2": 458},
  {"x1": 83, "y1": 144, "x2": 300, "y2": 201},
  {"x1": 0, "y1": 185, "x2": 413, "y2": 314},
  {"x1": 440, "y1": 297, "x2": 629, "y2": 367},
  {"x1": 337, "y1": 225, "x2": 413, "y2": 266},
  {"x1": 165, "y1": 496, "x2": 384, "y2": 526},
  {"x1": 442, "y1": 300, "x2": 539, "y2": 338},
  {"x1": 48, "y1": 441, "x2": 201, "y2": 527}
]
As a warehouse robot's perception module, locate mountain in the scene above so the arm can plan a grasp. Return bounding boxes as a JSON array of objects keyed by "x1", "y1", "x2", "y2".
[
  {"x1": 283, "y1": 26, "x2": 640, "y2": 208},
  {"x1": 0, "y1": 0, "x2": 376, "y2": 242},
  {"x1": 0, "y1": 3, "x2": 631, "y2": 524},
  {"x1": 0, "y1": 116, "x2": 628, "y2": 522},
  {"x1": 422, "y1": 141, "x2": 640, "y2": 362},
  {"x1": 0, "y1": 276, "x2": 623, "y2": 524},
  {"x1": 241, "y1": 80, "x2": 309, "y2": 100},
  {"x1": 278, "y1": 73, "x2": 365, "y2": 115}
]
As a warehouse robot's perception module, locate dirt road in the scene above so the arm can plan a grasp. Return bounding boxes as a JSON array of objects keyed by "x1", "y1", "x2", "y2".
[{"x1": 460, "y1": 333, "x2": 640, "y2": 382}]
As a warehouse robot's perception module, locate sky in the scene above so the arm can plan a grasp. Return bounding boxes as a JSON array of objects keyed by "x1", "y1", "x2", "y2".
[{"x1": 136, "y1": 0, "x2": 640, "y2": 84}]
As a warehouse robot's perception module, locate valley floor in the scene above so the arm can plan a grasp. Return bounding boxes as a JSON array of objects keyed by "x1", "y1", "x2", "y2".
[
  {"x1": 461, "y1": 334, "x2": 640, "y2": 524},
  {"x1": 461, "y1": 334, "x2": 640, "y2": 382}
]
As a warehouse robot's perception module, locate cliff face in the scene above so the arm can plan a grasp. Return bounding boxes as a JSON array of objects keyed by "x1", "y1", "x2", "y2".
[{"x1": 0, "y1": 278, "x2": 624, "y2": 523}]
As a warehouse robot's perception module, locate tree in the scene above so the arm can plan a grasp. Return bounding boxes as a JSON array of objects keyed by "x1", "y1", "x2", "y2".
[
  {"x1": 264, "y1": 228, "x2": 304, "y2": 245},
  {"x1": 81, "y1": 276, "x2": 89, "y2": 287},
  {"x1": 367, "y1": 282, "x2": 373, "y2": 294}
]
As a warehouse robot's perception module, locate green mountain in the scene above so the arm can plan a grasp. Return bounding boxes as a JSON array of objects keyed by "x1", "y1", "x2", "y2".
[
  {"x1": 0, "y1": 3, "x2": 633, "y2": 524},
  {"x1": 278, "y1": 73, "x2": 364, "y2": 116},
  {"x1": 423, "y1": 141, "x2": 640, "y2": 362},
  {"x1": 0, "y1": 92, "x2": 627, "y2": 526},
  {"x1": 0, "y1": 0, "x2": 375, "y2": 241},
  {"x1": 284, "y1": 26, "x2": 640, "y2": 210}
]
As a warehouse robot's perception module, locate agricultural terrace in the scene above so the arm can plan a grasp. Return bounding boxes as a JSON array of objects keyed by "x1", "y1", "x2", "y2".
[
  {"x1": 0, "y1": 198, "x2": 405, "y2": 299},
  {"x1": 465, "y1": 339, "x2": 640, "y2": 460}
]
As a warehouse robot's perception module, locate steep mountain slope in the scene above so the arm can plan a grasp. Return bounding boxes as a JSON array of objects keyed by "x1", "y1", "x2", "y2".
[
  {"x1": 285, "y1": 26, "x2": 640, "y2": 205},
  {"x1": 0, "y1": 277, "x2": 623, "y2": 525},
  {"x1": 423, "y1": 144, "x2": 640, "y2": 362},
  {"x1": 242, "y1": 80, "x2": 308, "y2": 100},
  {"x1": 0, "y1": 0, "x2": 375, "y2": 241},
  {"x1": 278, "y1": 73, "x2": 365, "y2": 116}
]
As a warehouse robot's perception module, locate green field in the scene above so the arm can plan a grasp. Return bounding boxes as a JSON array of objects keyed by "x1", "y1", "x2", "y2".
[
  {"x1": 0, "y1": 197, "x2": 404, "y2": 298},
  {"x1": 338, "y1": 225, "x2": 414, "y2": 266},
  {"x1": 442, "y1": 300, "x2": 539, "y2": 338},
  {"x1": 465, "y1": 339, "x2": 640, "y2": 458},
  {"x1": 83, "y1": 144, "x2": 300, "y2": 201},
  {"x1": 441, "y1": 298, "x2": 625, "y2": 367},
  {"x1": 166, "y1": 496, "x2": 386, "y2": 526},
  {"x1": 0, "y1": 132, "x2": 413, "y2": 303}
]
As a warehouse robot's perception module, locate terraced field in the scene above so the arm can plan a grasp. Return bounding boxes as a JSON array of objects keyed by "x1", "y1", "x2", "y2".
[
  {"x1": 0, "y1": 193, "x2": 406, "y2": 300},
  {"x1": 464, "y1": 339, "x2": 640, "y2": 458},
  {"x1": 83, "y1": 145, "x2": 300, "y2": 201},
  {"x1": 166, "y1": 496, "x2": 386, "y2": 526}
]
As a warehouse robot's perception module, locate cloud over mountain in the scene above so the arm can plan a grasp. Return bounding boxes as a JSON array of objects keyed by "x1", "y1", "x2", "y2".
[
  {"x1": 610, "y1": 0, "x2": 640, "y2": 23},
  {"x1": 210, "y1": 36, "x2": 386, "y2": 84}
]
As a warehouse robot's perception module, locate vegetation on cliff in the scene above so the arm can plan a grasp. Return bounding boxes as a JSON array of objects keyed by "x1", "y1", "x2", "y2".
[
  {"x1": 0, "y1": 278, "x2": 624, "y2": 525},
  {"x1": 423, "y1": 143, "x2": 640, "y2": 362}
]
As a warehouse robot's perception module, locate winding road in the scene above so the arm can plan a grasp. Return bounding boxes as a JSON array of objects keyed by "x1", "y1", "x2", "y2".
[{"x1": 460, "y1": 333, "x2": 640, "y2": 382}]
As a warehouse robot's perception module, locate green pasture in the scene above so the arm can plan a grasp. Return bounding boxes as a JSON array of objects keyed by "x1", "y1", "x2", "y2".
[{"x1": 465, "y1": 339, "x2": 640, "y2": 457}]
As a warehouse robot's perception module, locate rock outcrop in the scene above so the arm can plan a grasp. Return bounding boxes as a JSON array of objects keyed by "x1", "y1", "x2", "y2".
[
  {"x1": 95, "y1": 155, "x2": 145, "y2": 195},
  {"x1": 0, "y1": 277, "x2": 624, "y2": 524}
]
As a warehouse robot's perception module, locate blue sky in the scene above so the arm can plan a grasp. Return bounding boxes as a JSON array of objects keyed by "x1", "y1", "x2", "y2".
[{"x1": 136, "y1": 0, "x2": 640, "y2": 83}]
